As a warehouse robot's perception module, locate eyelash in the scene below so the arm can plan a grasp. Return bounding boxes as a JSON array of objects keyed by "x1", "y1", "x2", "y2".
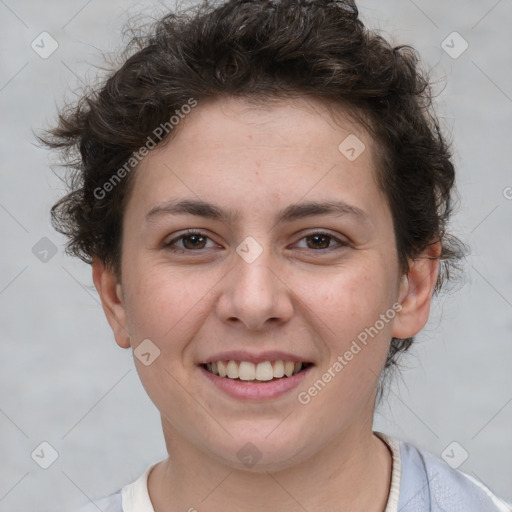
[{"x1": 163, "y1": 230, "x2": 348, "y2": 254}]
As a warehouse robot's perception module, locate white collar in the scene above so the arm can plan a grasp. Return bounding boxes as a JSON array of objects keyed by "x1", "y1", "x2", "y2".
[{"x1": 375, "y1": 431, "x2": 402, "y2": 512}]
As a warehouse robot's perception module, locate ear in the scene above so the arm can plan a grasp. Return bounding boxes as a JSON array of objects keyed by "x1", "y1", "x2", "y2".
[
  {"x1": 92, "y1": 257, "x2": 131, "y2": 349},
  {"x1": 392, "y1": 241, "x2": 441, "y2": 339}
]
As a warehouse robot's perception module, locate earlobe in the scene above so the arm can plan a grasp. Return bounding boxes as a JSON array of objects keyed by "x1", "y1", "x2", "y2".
[
  {"x1": 92, "y1": 258, "x2": 131, "y2": 349},
  {"x1": 392, "y1": 242, "x2": 441, "y2": 339}
]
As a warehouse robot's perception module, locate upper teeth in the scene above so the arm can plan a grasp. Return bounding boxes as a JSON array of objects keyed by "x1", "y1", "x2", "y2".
[{"x1": 205, "y1": 360, "x2": 304, "y2": 381}]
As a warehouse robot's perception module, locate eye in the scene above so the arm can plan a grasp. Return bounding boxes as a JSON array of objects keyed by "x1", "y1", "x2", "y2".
[
  {"x1": 294, "y1": 232, "x2": 347, "y2": 251},
  {"x1": 163, "y1": 230, "x2": 347, "y2": 254},
  {"x1": 164, "y1": 230, "x2": 218, "y2": 252}
]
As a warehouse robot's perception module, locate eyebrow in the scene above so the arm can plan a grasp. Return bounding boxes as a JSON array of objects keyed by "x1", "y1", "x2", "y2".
[{"x1": 144, "y1": 198, "x2": 370, "y2": 225}]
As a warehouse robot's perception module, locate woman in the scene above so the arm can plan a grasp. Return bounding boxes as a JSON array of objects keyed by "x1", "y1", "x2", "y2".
[{"x1": 42, "y1": 0, "x2": 510, "y2": 510}]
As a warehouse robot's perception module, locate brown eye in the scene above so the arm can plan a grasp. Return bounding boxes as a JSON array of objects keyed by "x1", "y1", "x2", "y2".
[
  {"x1": 295, "y1": 232, "x2": 346, "y2": 251},
  {"x1": 305, "y1": 234, "x2": 331, "y2": 249},
  {"x1": 164, "y1": 231, "x2": 216, "y2": 252},
  {"x1": 181, "y1": 234, "x2": 208, "y2": 250}
]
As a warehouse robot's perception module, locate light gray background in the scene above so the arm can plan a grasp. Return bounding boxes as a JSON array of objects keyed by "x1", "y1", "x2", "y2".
[{"x1": 1, "y1": 0, "x2": 511, "y2": 511}]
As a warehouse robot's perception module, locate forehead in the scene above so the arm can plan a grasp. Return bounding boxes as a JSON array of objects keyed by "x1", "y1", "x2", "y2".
[
  {"x1": 126, "y1": 96, "x2": 385, "y2": 222},
  {"x1": 161, "y1": 96, "x2": 373, "y2": 159}
]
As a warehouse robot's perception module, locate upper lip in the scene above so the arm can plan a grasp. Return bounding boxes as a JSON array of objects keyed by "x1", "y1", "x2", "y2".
[{"x1": 198, "y1": 350, "x2": 314, "y2": 365}]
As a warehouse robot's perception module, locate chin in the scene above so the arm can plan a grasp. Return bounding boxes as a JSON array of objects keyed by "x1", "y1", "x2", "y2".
[{"x1": 209, "y1": 429, "x2": 317, "y2": 473}]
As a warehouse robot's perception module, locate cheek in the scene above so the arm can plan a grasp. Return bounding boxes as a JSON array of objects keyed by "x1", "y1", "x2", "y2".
[
  {"x1": 123, "y1": 261, "x2": 220, "y2": 346},
  {"x1": 122, "y1": 263, "x2": 220, "y2": 406},
  {"x1": 291, "y1": 265, "x2": 395, "y2": 422},
  {"x1": 294, "y1": 260, "x2": 396, "y2": 347}
]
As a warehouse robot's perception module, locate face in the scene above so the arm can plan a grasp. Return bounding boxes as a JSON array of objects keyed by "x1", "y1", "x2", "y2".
[{"x1": 95, "y1": 96, "x2": 432, "y2": 472}]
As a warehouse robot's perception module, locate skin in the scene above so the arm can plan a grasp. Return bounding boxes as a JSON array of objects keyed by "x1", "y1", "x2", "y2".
[{"x1": 93, "y1": 96, "x2": 440, "y2": 512}]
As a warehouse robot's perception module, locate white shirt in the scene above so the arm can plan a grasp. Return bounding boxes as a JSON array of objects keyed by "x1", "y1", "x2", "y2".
[{"x1": 76, "y1": 432, "x2": 512, "y2": 512}]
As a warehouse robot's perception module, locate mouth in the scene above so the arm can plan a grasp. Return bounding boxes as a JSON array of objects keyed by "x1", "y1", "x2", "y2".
[{"x1": 200, "y1": 360, "x2": 314, "y2": 383}]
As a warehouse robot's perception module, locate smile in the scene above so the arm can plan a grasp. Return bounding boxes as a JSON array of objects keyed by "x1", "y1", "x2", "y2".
[
  {"x1": 199, "y1": 360, "x2": 314, "y2": 400},
  {"x1": 203, "y1": 360, "x2": 311, "y2": 381}
]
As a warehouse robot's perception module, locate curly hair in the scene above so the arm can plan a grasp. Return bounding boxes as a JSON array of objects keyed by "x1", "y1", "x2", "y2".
[{"x1": 40, "y1": 0, "x2": 466, "y2": 388}]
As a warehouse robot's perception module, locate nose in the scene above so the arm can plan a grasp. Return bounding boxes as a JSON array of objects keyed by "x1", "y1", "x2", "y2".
[{"x1": 215, "y1": 245, "x2": 294, "y2": 331}]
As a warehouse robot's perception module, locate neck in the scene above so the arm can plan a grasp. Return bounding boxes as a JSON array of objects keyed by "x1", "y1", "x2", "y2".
[{"x1": 148, "y1": 422, "x2": 393, "y2": 512}]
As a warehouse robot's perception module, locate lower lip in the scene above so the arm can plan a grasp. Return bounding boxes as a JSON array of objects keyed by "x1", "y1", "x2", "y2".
[{"x1": 199, "y1": 365, "x2": 312, "y2": 401}]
